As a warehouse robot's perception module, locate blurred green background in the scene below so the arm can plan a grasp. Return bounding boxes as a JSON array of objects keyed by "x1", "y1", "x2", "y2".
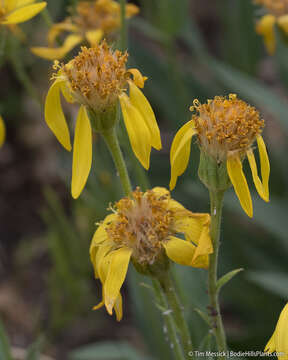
[{"x1": 0, "y1": 0, "x2": 287, "y2": 359}]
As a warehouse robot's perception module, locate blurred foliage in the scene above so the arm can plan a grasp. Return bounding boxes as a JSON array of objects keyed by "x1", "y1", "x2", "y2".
[{"x1": 1, "y1": 0, "x2": 288, "y2": 359}]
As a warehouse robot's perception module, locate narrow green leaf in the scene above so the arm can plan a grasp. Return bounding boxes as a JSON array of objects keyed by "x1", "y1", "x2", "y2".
[
  {"x1": 0, "y1": 320, "x2": 12, "y2": 360},
  {"x1": 216, "y1": 268, "x2": 244, "y2": 293},
  {"x1": 194, "y1": 308, "x2": 210, "y2": 326}
]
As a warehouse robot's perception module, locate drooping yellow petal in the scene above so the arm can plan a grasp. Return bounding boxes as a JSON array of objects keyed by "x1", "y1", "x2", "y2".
[
  {"x1": 227, "y1": 155, "x2": 253, "y2": 218},
  {"x1": 31, "y1": 34, "x2": 83, "y2": 60},
  {"x1": 127, "y1": 68, "x2": 147, "y2": 88},
  {"x1": 15, "y1": 0, "x2": 36, "y2": 7},
  {"x1": 257, "y1": 135, "x2": 270, "y2": 201},
  {"x1": 164, "y1": 236, "x2": 196, "y2": 266},
  {"x1": 247, "y1": 149, "x2": 269, "y2": 202},
  {"x1": 114, "y1": 293, "x2": 123, "y2": 321},
  {"x1": 191, "y1": 221, "x2": 212, "y2": 267},
  {"x1": 71, "y1": 105, "x2": 92, "y2": 199},
  {"x1": 265, "y1": 304, "x2": 288, "y2": 359},
  {"x1": 92, "y1": 300, "x2": 104, "y2": 311},
  {"x1": 60, "y1": 81, "x2": 75, "y2": 104},
  {"x1": 0, "y1": 116, "x2": 6, "y2": 147},
  {"x1": 3, "y1": 0, "x2": 18, "y2": 13},
  {"x1": 128, "y1": 81, "x2": 161, "y2": 150},
  {"x1": 48, "y1": 22, "x2": 78, "y2": 46},
  {"x1": 278, "y1": 15, "x2": 288, "y2": 33},
  {"x1": 44, "y1": 80, "x2": 71, "y2": 151},
  {"x1": 256, "y1": 14, "x2": 276, "y2": 55},
  {"x1": 104, "y1": 247, "x2": 132, "y2": 315},
  {"x1": 119, "y1": 93, "x2": 152, "y2": 169},
  {"x1": 85, "y1": 29, "x2": 103, "y2": 46},
  {"x1": 2, "y1": 2, "x2": 47, "y2": 24},
  {"x1": 169, "y1": 120, "x2": 197, "y2": 190},
  {"x1": 265, "y1": 334, "x2": 276, "y2": 353}
]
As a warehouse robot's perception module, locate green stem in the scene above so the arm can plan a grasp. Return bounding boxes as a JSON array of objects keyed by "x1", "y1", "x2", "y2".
[
  {"x1": 158, "y1": 271, "x2": 194, "y2": 359},
  {"x1": 120, "y1": 0, "x2": 127, "y2": 51},
  {"x1": 208, "y1": 190, "x2": 227, "y2": 357},
  {"x1": 152, "y1": 279, "x2": 185, "y2": 360},
  {"x1": 102, "y1": 127, "x2": 132, "y2": 196}
]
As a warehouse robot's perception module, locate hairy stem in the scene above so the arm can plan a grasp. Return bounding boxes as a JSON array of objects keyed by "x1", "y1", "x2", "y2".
[{"x1": 208, "y1": 190, "x2": 227, "y2": 357}]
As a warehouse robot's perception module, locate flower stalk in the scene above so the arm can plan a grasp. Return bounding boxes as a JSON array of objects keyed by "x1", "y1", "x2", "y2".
[
  {"x1": 101, "y1": 126, "x2": 132, "y2": 196},
  {"x1": 152, "y1": 278, "x2": 185, "y2": 360},
  {"x1": 208, "y1": 189, "x2": 227, "y2": 357},
  {"x1": 157, "y1": 271, "x2": 194, "y2": 359}
]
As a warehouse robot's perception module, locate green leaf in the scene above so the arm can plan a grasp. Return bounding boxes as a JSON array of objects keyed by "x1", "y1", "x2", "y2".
[
  {"x1": 194, "y1": 308, "x2": 210, "y2": 326},
  {"x1": 247, "y1": 271, "x2": 288, "y2": 299},
  {"x1": 0, "y1": 320, "x2": 12, "y2": 360},
  {"x1": 68, "y1": 341, "x2": 150, "y2": 360},
  {"x1": 216, "y1": 268, "x2": 244, "y2": 293}
]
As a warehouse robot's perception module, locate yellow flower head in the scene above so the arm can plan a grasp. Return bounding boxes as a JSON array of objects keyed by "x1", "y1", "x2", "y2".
[
  {"x1": 265, "y1": 303, "x2": 288, "y2": 360},
  {"x1": 45, "y1": 42, "x2": 161, "y2": 199},
  {"x1": 0, "y1": 0, "x2": 46, "y2": 25},
  {"x1": 170, "y1": 94, "x2": 270, "y2": 218},
  {"x1": 255, "y1": 0, "x2": 288, "y2": 54},
  {"x1": 31, "y1": 0, "x2": 139, "y2": 60},
  {"x1": 90, "y1": 187, "x2": 212, "y2": 320}
]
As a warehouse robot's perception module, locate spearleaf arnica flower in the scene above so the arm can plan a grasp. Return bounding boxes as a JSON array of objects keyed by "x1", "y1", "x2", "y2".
[
  {"x1": 45, "y1": 41, "x2": 161, "y2": 199},
  {"x1": 255, "y1": 0, "x2": 288, "y2": 54},
  {"x1": 170, "y1": 94, "x2": 270, "y2": 217},
  {"x1": 265, "y1": 303, "x2": 288, "y2": 359},
  {"x1": 0, "y1": 0, "x2": 46, "y2": 25},
  {"x1": 31, "y1": 0, "x2": 139, "y2": 60},
  {"x1": 89, "y1": 187, "x2": 212, "y2": 320}
]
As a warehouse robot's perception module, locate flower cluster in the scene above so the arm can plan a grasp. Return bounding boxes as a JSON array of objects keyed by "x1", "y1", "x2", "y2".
[
  {"x1": 255, "y1": 0, "x2": 288, "y2": 54},
  {"x1": 31, "y1": 0, "x2": 139, "y2": 60},
  {"x1": 90, "y1": 187, "x2": 212, "y2": 319},
  {"x1": 45, "y1": 41, "x2": 161, "y2": 198},
  {"x1": 170, "y1": 94, "x2": 270, "y2": 217}
]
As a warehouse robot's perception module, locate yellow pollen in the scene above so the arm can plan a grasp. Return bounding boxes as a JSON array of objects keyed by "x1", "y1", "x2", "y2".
[
  {"x1": 105, "y1": 188, "x2": 174, "y2": 265},
  {"x1": 58, "y1": 41, "x2": 129, "y2": 110},
  {"x1": 72, "y1": 0, "x2": 139, "y2": 34},
  {"x1": 191, "y1": 94, "x2": 264, "y2": 161},
  {"x1": 254, "y1": 0, "x2": 288, "y2": 17}
]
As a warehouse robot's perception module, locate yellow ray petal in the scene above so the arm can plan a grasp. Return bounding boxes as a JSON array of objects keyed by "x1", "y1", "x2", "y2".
[
  {"x1": 114, "y1": 293, "x2": 123, "y2": 321},
  {"x1": 227, "y1": 156, "x2": 253, "y2": 218},
  {"x1": 104, "y1": 247, "x2": 132, "y2": 315},
  {"x1": 31, "y1": 34, "x2": 83, "y2": 60},
  {"x1": 44, "y1": 80, "x2": 71, "y2": 151},
  {"x1": 278, "y1": 14, "x2": 288, "y2": 33},
  {"x1": 2, "y1": 2, "x2": 47, "y2": 24},
  {"x1": 169, "y1": 120, "x2": 197, "y2": 190},
  {"x1": 164, "y1": 236, "x2": 196, "y2": 266},
  {"x1": 15, "y1": 0, "x2": 35, "y2": 7},
  {"x1": 71, "y1": 105, "x2": 92, "y2": 199},
  {"x1": 3, "y1": 0, "x2": 18, "y2": 13},
  {"x1": 127, "y1": 68, "x2": 147, "y2": 89},
  {"x1": 128, "y1": 81, "x2": 161, "y2": 150},
  {"x1": 256, "y1": 14, "x2": 276, "y2": 55},
  {"x1": 257, "y1": 136, "x2": 270, "y2": 201},
  {"x1": 92, "y1": 300, "x2": 104, "y2": 311},
  {"x1": 191, "y1": 221, "x2": 213, "y2": 267},
  {"x1": 247, "y1": 149, "x2": 269, "y2": 202},
  {"x1": 85, "y1": 29, "x2": 103, "y2": 46},
  {"x1": 60, "y1": 81, "x2": 75, "y2": 104},
  {"x1": 264, "y1": 333, "x2": 276, "y2": 353},
  {"x1": 119, "y1": 93, "x2": 151, "y2": 169},
  {"x1": 48, "y1": 22, "x2": 78, "y2": 46},
  {"x1": 0, "y1": 115, "x2": 6, "y2": 147}
]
